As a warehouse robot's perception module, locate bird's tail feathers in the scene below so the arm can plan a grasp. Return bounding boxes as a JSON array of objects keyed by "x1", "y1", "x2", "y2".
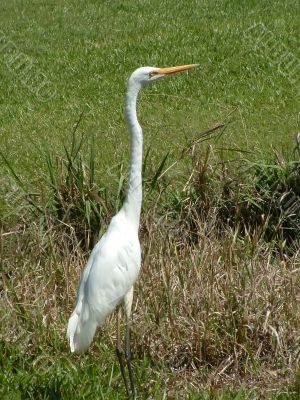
[{"x1": 67, "y1": 304, "x2": 98, "y2": 354}]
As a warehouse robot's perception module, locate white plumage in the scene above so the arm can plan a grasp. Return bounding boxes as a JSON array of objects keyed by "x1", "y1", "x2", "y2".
[
  {"x1": 66, "y1": 64, "x2": 198, "y2": 398},
  {"x1": 67, "y1": 210, "x2": 140, "y2": 353}
]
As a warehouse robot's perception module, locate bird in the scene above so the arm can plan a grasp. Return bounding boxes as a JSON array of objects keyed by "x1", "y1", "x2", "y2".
[{"x1": 67, "y1": 64, "x2": 198, "y2": 398}]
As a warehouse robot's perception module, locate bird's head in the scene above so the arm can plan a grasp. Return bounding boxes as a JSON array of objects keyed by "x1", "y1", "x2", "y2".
[{"x1": 129, "y1": 64, "x2": 199, "y2": 87}]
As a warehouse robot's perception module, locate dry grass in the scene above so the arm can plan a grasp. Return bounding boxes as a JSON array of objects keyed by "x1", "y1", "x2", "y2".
[
  {"x1": 1, "y1": 204, "x2": 300, "y2": 397},
  {"x1": 135, "y1": 217, "x2": 300, "y2": 393},
  {"x1": 1, "y1": 142, "x2": 300, "y2": 398}
]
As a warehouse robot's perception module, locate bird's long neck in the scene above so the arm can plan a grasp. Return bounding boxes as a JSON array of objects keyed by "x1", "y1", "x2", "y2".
[{"x1": 122, "y1": 79, "x2": 143, "y2": 231}]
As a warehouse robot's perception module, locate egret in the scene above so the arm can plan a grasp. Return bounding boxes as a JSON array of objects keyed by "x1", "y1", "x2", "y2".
[{"x1": 67, "y1": 64, "x2": 198, "y2": 398}]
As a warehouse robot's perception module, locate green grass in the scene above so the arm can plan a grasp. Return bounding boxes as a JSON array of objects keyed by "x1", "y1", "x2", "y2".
[
  {"x1": 1, "y1": 0, "x2": 300, "y2": 398},
  {"x1": 2, "y1": 341, "x2": 296, "y2": 400},
  {"x1": 1, "y1": 0, "x2": 300, "y2": 183}
]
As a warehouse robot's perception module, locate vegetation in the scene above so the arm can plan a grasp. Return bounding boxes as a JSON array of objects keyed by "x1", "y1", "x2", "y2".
[{"x1": 1, "y1": 0, "x2": 300, "y2": 399}]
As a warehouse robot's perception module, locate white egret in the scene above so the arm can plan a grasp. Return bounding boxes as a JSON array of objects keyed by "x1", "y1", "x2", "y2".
[{"x1": 67, "y1": 64, "x2": 198, "y2": 398}]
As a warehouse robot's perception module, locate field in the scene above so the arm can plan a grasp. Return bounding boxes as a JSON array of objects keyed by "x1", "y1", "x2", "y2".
[{"x1": 1, "y1": 0, "x2": 300, "y2": 399}]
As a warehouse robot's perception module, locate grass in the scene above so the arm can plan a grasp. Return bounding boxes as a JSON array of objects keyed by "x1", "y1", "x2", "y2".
[
  {"x1": 0, "y1": 0, "x2": 300, "y2": 184},
  {"x1": 1, "y1": 201, "x2": 300, "y2": 399},
  {"x1": 1, "y1": 0, "x2": 300, "y2": 398},
  {"x1": 1, "y1": 134, "x2": 300, "y2": 398}
]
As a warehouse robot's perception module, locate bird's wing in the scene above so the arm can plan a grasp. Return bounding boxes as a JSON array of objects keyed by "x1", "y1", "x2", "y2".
[
  {"x1": 67, "y1": 233, "x2": 104, "y2": 328},
  {"x1": 67, "y1": 214, "x2": 140, "y2": 352},
  {"x1": 66, "y1": 240, "x2": 102, "y2": 352},
  {"x1": 84, "y1": 221, "x2": 141, "y2": 323}
]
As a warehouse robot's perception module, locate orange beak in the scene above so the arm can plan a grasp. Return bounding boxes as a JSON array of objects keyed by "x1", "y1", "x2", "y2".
[{"x1": 156, "y1": 64, "x2": 199, "y2": 75}]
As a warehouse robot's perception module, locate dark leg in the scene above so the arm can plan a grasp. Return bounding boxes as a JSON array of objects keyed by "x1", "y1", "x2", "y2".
[
  {"x1": 125, "y1": 319, "x2": 136, "y2": 399},
  {"x1": 116, "y1": 308, "x2": 130, "y2": 397},
  {"x1": 124, "y1": 287, "x2": 136, "y2": 399}
]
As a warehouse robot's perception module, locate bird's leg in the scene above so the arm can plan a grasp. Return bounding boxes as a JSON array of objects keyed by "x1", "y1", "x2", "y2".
[
  {"x1": 125, "y1": 318, "x2": 136, "y2": 399},
  {"x1": 124, "y1": 287, "x2": 136, "y2": 399},
  {"x1": 116, "y1": 308, "x2": 130, "y2": 398}
]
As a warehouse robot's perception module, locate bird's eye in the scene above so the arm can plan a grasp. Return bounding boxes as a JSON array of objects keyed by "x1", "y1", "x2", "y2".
[{"x1": 149, "y1": 72, "x2": 157, "y2": 78}]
